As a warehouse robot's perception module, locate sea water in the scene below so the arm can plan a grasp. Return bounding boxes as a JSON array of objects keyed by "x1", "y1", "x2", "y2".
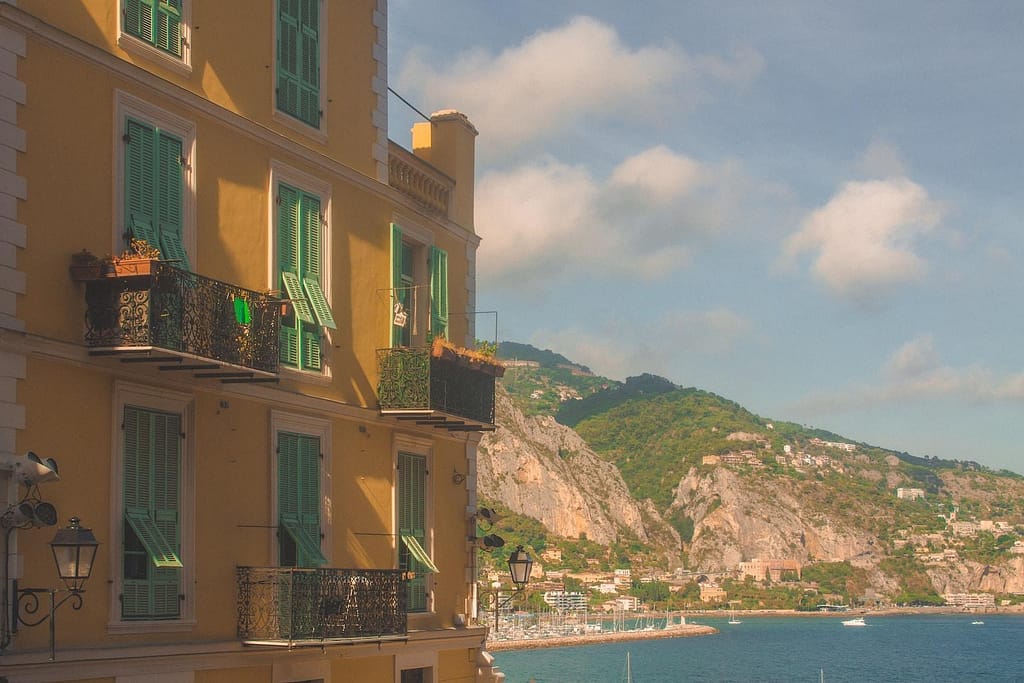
[{"x1": 492, "y1": 614, "x2": 1024, "y2": 682}]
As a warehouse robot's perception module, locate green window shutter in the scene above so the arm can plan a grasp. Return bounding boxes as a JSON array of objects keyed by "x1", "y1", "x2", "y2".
[
  {"x1": 302, "y1": 278, "x2": 336, "y2": 330},
  {"x1": 278, "y1": 432, "x2": 324, "y2": 567},
  {"x1": 122, "y1": 406, "x2": 182, "y2": 619},
  {"x1": 301, "y1": 327, "x2": 321, "y2": 371},
  {"x1": 125, "y1": 118, "x2": 157, "y2": 249},
  {"x1": 281, "y1": 272, "x2": 314, "y2": 325},
  {"x1": 124, "y1": 0, "x2": 155, "y2": 45},
  {"x1": 276, "y1": 0, "x2": 300, "y2": 119},
  {"x1": 298, "y1": 0, "x2": 320, "y2": 127},
  {"x1": 156, "y1": 131, "x2": 190, "y2": 270},
  {"x1": 277, "y1": 0, "x2": 318, "y2": 128},
  {"x1": 390, "y1": 224, "x2": 403, "y2": 346},
  {"x1": 278, "y1": 184, "x2": 300, "y2": 274},
  {"x1": 398, "y1": 453, "x2": 429, "y2": 611},
  {"x1": 429, "y1": 247, "x2": 449, "y2": 340},
  {"x1": 154, "y1": 0, "x2": 182, "y2": 57},
  {"x1": 401, "y1": 534, "x2": 439, "y2": 573},
  {"x1": 300, "y1": 194, "x2": 321, "y2": 278}
]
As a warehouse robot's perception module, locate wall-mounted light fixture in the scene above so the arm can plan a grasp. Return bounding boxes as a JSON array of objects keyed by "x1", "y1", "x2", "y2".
[
  {"x1": 13, "y1": 517, "x2": 100, "y2": 660},
  {"x1": 479, "y1": 545, "x2": 533, "y2": 634}
]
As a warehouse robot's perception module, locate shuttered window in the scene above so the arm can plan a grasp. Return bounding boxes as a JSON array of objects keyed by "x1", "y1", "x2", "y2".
[
  {"x1": 124, "y1": 0, "x2": 183, "y2": 58},
  {"x1": 124, "y1": 117, "x2": 190, "y2": 270},
  {"x1": 429, "y1": 246, "x2": 449, "y2": 340},
  {"x1": 278, "y1": 432, "x2": 325, "y2": 567},
  {"x1": 276, "y1": 0, "x2": 320, "y2": 128},
  {"x1": 122, "y1": 405, "x2": 182, "y2": 620},
  {"x1": 390, "y1": 225, "x2": 449, "y2": 346},
  {"x1": 398, "y1": 452, "x2": 431, "y2": 612},
  {"x1": 278, "y1": 183, "x2": 334, "y2": 370}
]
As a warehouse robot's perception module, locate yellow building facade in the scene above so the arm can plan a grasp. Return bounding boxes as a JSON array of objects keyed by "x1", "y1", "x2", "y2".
[{"x1": 0, "y1": 2, "x2": 500, "y2": 681}]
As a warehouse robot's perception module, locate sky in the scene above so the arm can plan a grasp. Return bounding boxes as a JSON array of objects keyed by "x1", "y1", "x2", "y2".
[{"x1": 387, "y1": 1, "x2": 1024, "y2": 474}]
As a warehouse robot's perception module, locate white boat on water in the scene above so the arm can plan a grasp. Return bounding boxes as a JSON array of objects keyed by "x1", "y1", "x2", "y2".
[
  {"x1": 728, "y1": 610, "x2": 742, "y2": 625},
  {"x1": 971, "y1": 620, "x2": 984, "y2": 625},
  {"x1": 841, "y1": 617, "x2": 866, "y2": 627}
]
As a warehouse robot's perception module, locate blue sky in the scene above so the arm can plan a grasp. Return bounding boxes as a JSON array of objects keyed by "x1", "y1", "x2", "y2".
[{"x1": 387, "y1": 2, "x2": 1024, "y2": 473}]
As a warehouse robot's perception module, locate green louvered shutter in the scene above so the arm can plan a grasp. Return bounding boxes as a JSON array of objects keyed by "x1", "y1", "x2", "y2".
[
  {"x1": 278, "y1": 185, "x2": 303, "y2": 367},
  {"x1": 125, "y1": 118, "x2": 158, "y2": 249},
  {"x1": 125, "y1": 0, "x2": 182, "y2": 57},
  {"x1": 277, "y1": 0, "x2": 300, "y2": 120},
  {"x1": 298, "y1": 195, "x2": 322, "y2": 368},
  {"x1": 278, "y1": 0, "x2": 318, "y2": 128},
  {"x1": 390, "y1": 225, "x2": 403, "y2": 346},
  {"x1": 298, "y1": 0, "x2": 320, "y2": 128},
  {"x1": 156, "y1": 131, "x2": 190, "y2": 270},
  {"x1": 154, "y1": 0, "x2": 182, "y2": 57},
  {"x1": 398, "y1": 452, "x2": 428, "y2": 612},
  {"x1": 278, "y1": 433, "x2": 324, "y2": 567},
  {"x1": 124, "y1": 0, "x2": 154, "y2": 46},
  {"x1": 429, "y1": 247, "x2": 448, "y2": 341},
  {"x1": 122, "y1": 406, "x2": 181, "y2": 620}
]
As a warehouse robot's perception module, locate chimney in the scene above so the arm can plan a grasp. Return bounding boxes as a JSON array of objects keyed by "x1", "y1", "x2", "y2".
[{"x1": 411, "y1": 110, "x2": 478, "y2": 231}]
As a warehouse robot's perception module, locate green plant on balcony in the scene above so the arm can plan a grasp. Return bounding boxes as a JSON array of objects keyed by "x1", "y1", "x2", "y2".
[
  {"x1": 430, "y1": 337, "x2": 505, "y2": 377},
  {"x1": 69, "y1": 249, "x2": 102, "y2": 281},
  {"x1": 102, "y1": 238, "x2": 162, "y2": 277}
]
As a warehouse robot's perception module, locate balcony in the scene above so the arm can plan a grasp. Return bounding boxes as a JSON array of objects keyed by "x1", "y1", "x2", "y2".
[
  {"x1": 376, "y1": 347, "x2": 497, "y2": 431},
  {"x1": 83, "y1": 261, "x2": 280, "y2": 383},
  {"x1": 388, "y1": 141, "x2": 453, "y2": 218},
  {"x1": 237, "y1": 567, "x2": 407, "y2": 645}
]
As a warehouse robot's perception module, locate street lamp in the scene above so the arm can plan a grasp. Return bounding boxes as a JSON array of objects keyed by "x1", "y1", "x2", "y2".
[
  {"x1": 13, "y1": 517, "x2": 100, "y2": 660},
  {"x1": 481, "y1": 545, "x2": 533, "y2": 635}
]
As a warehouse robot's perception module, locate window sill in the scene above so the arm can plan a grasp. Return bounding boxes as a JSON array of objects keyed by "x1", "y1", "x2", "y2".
[
  {"x1": 279, "y1": 364, "x2": 332, "y2": 387},
  {"x1": 118, "y1": 34, "x2": 192, "y2": 77},
  {"x1": 273, "y1": 108, "x2": 328, "y2": 146},
  {"x1": 107, "y1": 618, "x2": 197, "y2": 635}
]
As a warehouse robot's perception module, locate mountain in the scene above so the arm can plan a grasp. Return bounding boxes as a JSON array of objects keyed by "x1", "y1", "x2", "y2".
[{"x1": 478, "y1": 343, "x2": 1024, "y2": 604}]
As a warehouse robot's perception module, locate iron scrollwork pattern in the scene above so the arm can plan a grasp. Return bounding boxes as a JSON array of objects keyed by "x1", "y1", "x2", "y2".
[
  {"x1": 376, "y1": 347, "x2": 496, "y2": 426},
  {"x1": 84, "y1": 262, "x2": 280, "y2": 373},
  {"x1": 237, "y1": 567, "x2": 407, "y2": 643}
]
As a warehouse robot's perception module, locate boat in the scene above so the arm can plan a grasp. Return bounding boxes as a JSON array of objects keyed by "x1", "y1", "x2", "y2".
[
  {"x1": 841, "y1": 617, "x2": 866, "y2": 627},
  {"x1": 624, "y1": 651, "x2": 633, "y2": 683},
  {"x1": 728, "y1": 610, "x2": 742, "y2": 625},
  {"x1": 971, "y1": 620, "x2": 984, "y2": 625}
]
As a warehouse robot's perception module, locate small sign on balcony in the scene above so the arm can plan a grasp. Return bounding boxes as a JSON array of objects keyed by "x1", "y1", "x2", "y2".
[{"x1": 393, "y1": 303, "x2": 408, "y2": 328}]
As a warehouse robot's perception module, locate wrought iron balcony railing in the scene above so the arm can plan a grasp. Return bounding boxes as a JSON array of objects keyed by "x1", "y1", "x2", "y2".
[
  {"x1": 83, "y1": 261, "x2": 280, "y2": 381},
  {"x1": 376, "y1": 347, "x2": 497, "y2": 431},
  {"x1": 237, "y1": 567, "x2": 407, "y2": 645}
]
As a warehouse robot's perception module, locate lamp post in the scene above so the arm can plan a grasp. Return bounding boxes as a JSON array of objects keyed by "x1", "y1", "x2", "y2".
[
  {"x1": 482, "y1": 545, "x2": 533, "y2": 636},
  {"x1": 13, "y1": 517, "x2": 100, "y2": 661}
]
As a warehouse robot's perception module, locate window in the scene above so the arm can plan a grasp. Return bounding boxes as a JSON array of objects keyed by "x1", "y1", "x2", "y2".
[
  {"x1": 119, "y1": 0, "x2": 191, "y2": 74},
  {"x1": 276, "y1": 180, "x2": 335, "y2": 371},
  {"x1": 123, "y1": 0, "x2": 183, "y2": 56},
  {"x1": 277, "y1": 431, "x2": 325, "y2": 567},
  {"x1": 390, "y1": 224, "x2": 448, "y2": 346},
  {"x1": 276, "y1": 0, "x2": 321, "y2": 129},
  {"x1": 398, "y1": 451, "x2": 436, "y2": 612},
  {"x1": 121, "y1": 404, "x2": 184, "y2": 620},
  {"x1": 123, "y1": 116, "x2": 190, "y2": 269}
]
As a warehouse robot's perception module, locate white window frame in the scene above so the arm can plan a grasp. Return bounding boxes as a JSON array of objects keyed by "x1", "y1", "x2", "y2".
[
  {"x1": 117, "y1": 0, "x2": 193, "y2": 76},
  {"x1": 113, "y1": 91, "x2": 197, "y2": 268},
  {"x1": 270, "y1": 411, "x2": 332, "y2": 566},
  {"x1": 272, "y1": 0, "x2": 329, "y2": 143},
  {"x1": 108, "y1": 382, "x2": 196, "y2": 633},
  {"x1": 394, "y1": 433, "x2": 434, "y2": 617},
  {"x1": 269, "y1": 161, "x2": 334, "y2": 381}
]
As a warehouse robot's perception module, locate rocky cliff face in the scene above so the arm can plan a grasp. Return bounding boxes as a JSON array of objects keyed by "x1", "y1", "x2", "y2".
[
  {"x1": 479, "y1": 388, "x2": 679, "y2": 551},
  {"x1": 671, "y1": 467, "x2": 878, "y2": 571}
]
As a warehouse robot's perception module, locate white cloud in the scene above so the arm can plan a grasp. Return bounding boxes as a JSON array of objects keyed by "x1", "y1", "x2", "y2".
[
  {"x1": 398, "y1": 16, "x2": 763, "y2": 156},
  {"x1": 532, "y1": 308, "x2": 752, "y2": 381},
  {"x1": 795, "y1": 336, "x2": 1024, "y2": 414},
  {"x1": 782, "y1": 177, "x2": 944, "y2": 303},
  {"x1": 477, "y1": 147, "x2": 746, "y2": 291}
]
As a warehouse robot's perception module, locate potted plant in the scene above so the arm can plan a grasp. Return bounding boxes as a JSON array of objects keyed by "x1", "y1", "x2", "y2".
[
  {"x1": 69, "y1": 249, "x2": 102, "y2": 281},
  {"x1": 430, "y1": 337, "x2": 505, "y2": 377},
  {"x1": 104, "y1": 238, "x2": 161, "y2": 277}
]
